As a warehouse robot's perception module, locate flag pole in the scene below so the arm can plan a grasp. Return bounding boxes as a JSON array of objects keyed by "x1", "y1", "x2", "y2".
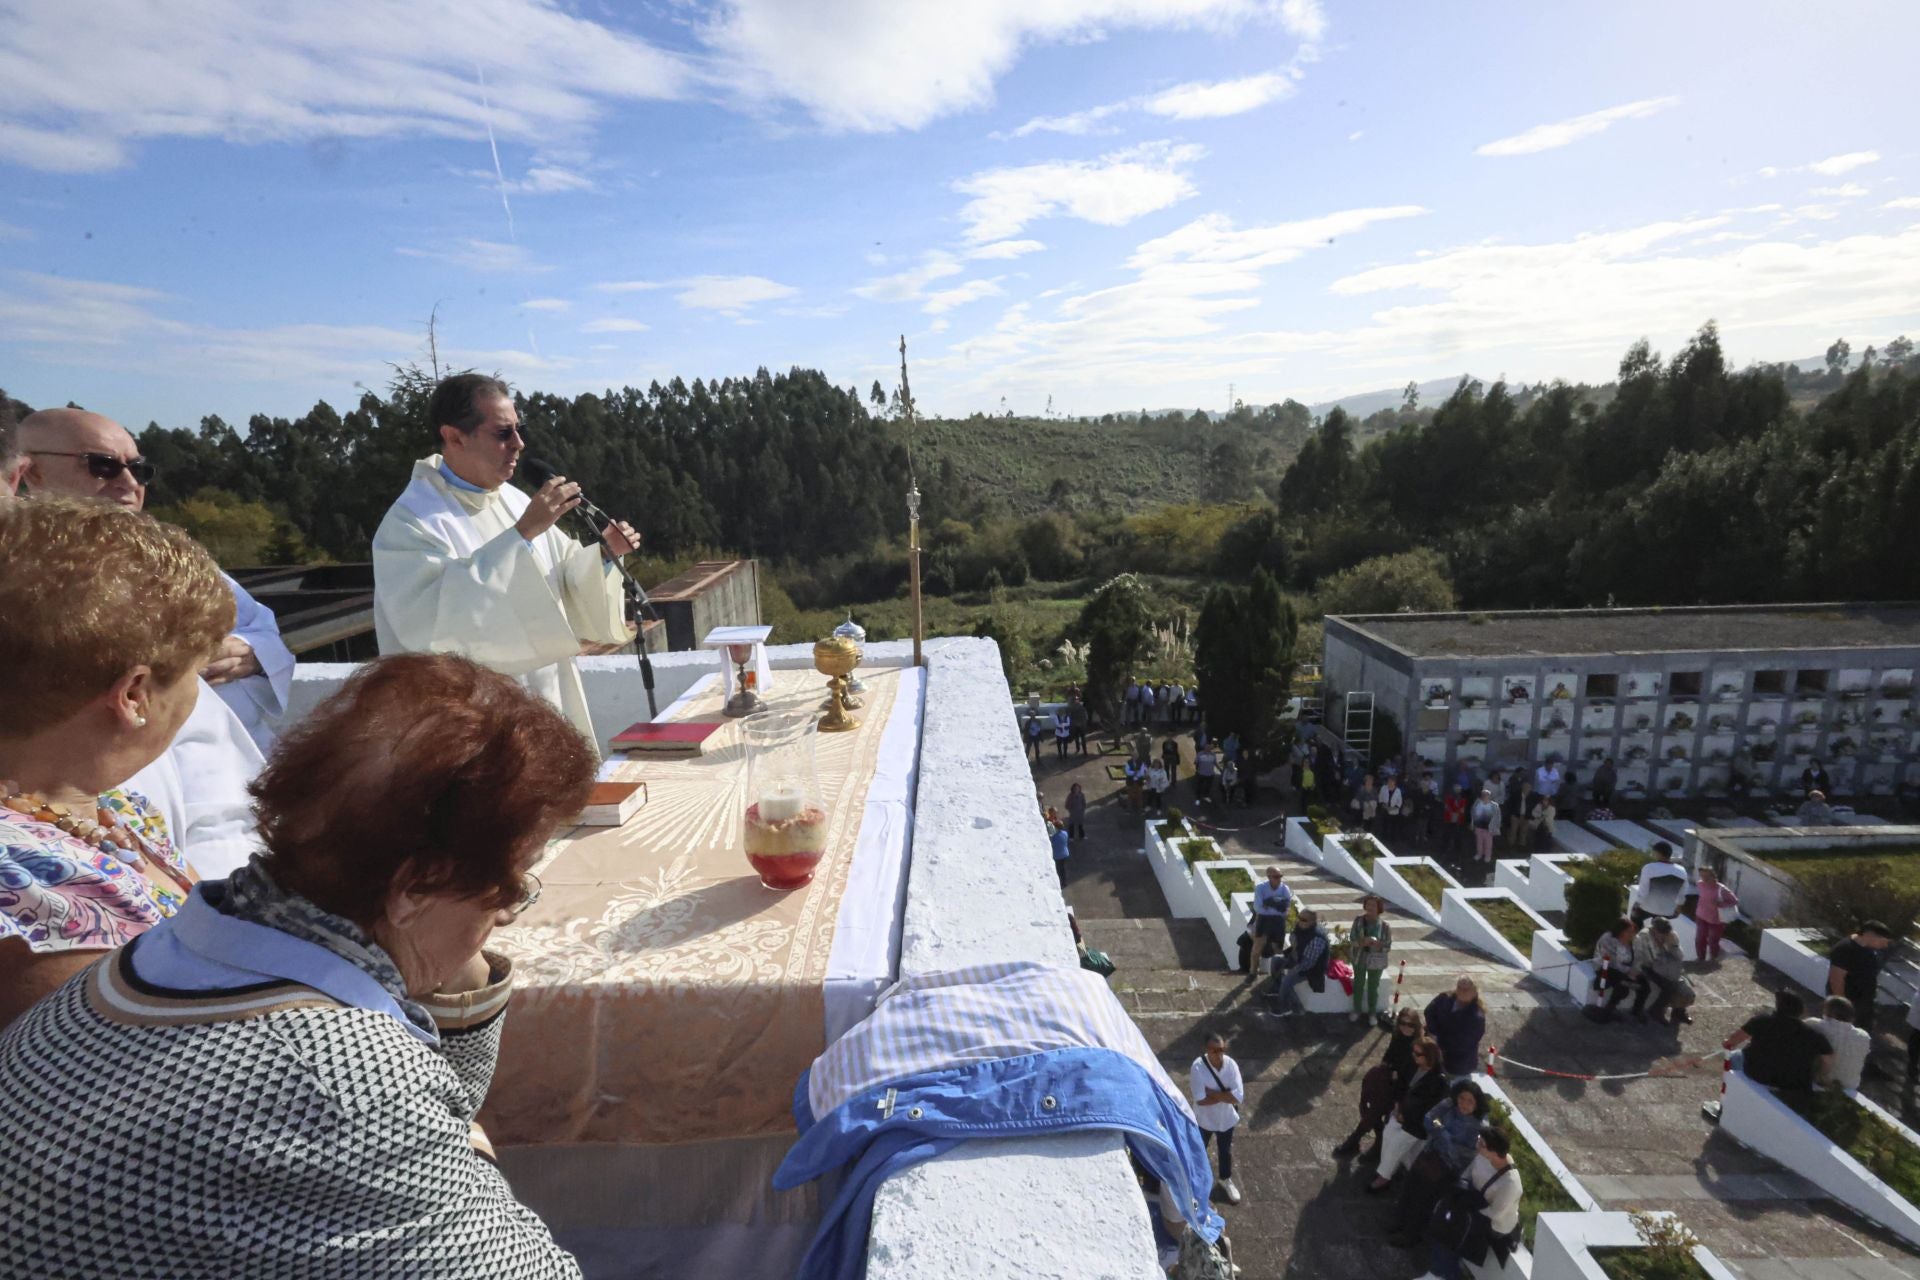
[{"x1": 899, "y1": 335, "x2": 925, "y2": 668}]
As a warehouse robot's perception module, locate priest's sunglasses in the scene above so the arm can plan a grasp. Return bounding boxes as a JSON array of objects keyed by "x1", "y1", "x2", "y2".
[{"x1": 31, "y1": 450, "x2": 157, "y2": 485}]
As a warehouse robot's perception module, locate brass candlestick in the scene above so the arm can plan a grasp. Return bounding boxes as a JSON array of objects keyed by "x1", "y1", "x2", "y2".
[{"x1": 814, "y1": 636, "x2": 862, "y2": 733}]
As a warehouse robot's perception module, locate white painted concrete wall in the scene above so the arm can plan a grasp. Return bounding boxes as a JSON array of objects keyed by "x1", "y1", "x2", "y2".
[
  {"x1": 1720, "y1": 1060, "x2": 1920, "y2": 1252},
  {"x1": 1534, "y1": 1212, "x2": 1738, "y2": 1280},
  {"x1": 866, "y1": 638, "x2": 1161, "y2": 1280}
]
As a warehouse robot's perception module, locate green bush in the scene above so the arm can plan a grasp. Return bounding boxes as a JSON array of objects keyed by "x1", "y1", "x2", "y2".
[
  {"x1": 1565, "y1": 874, "x2": 1627, "y2": 959},
  {"x1": 1207, "y1": 866, "x2": 1256, "y2": 902},
  {"x1": 1180, "y1": 838, "x2": 1222, "y2": 865},
  {"x1": 1398, "y1": 864, "x2": 1449, "y2": 908}
]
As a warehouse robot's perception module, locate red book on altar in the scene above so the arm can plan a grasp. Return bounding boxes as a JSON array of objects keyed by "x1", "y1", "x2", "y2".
[
  {"x1": 610, "y1": 721, "x2": 722, "y2": 754},
  {"x1": 579, "y1": 781, "x2": 648, "y2": 827}
]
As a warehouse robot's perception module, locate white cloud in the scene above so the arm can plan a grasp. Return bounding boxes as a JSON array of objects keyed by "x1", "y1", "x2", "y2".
[
  {"x1": 0, "y1": 270, "x2": 575, "y2": 392},
  {"x1": 1007, "y1": 101, "x2": 1130, "y2": 139},
  {"x1": 593, "y1": 280, "x2": 667, "y2": 294},
  {"x1": 1475, "y1": 96, "x2": 1680, "y2": 158},
  {"x1": 923, "y1": 279, "x2": 1005, "y2": 315},
  {"x1": 1279, "y1": 0, "x2": 1326, "y2": 41},
  {"x1": 672, "y1": 274, "x2": 797, "y2": 313},
  {"x1": 512, "y1": 164, "x2": 596, "y2": 195},
  {"x1": 1810, "y1": 151, "x2": 1880, "y2": 176},
  {"x1": 519, "y1": 297, "x2": 571, "y2": 312},
  {"x1": 1145, "y1": 71, "x2": 1296, "y2": 120},
  {"x1": 0, "y1": 220, "x2": 31, "y2": 241},
  {"x1": 922, "y1": 204, "x2": 1421, "y2": 397},
  {"x1": 967, "y1": 239, "x2": 1046, "y2": 260},
  {"x1": 1886, "y1": 197, "x2": 1920, "y2": 211},
  {"x1": 580, "y1": 317, "x2": 650, "y2": 333},
  {"x1": 395, "y1": 239, "x2": 545, "y2": 272},
  {"x1": 1348, "y1": 130, "x2": 1365, "y2": 142},
  {"x1": 919, "y1": 212, "x2": 1920, "y2": 416},
  {"x1": 954, "y1": 141, "x2": 1202, "y2": 244},
  {"x1": 703, "y1": 0, "x2": 1301, "y2": 133},
  {"x1": 853, "y1": 252, "x2": 965, "y2": 302},
  {"x1": 0, "y1": 0, "x2": 687, "y2": 172},
  {"x1": 1810, "y1": 183, "x2": 1869, "y2": 200}
]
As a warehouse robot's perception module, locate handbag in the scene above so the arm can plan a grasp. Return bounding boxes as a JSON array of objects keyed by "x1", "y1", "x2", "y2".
[
  {"x1": 1426, "y1": 1164, "x2": 1512, "y2": 1265},
  {"x1": 1358, "y1": 1064, "x2": 1397, "y2": 1123},
  {"x1": 1079, "y1": 946, "x2": 1116, "y2": 979}
]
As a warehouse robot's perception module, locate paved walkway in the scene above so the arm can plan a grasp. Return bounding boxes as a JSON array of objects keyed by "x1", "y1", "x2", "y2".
[{"x1": 1033, "y1": 742, "x2": 1920, "y2": 1279}]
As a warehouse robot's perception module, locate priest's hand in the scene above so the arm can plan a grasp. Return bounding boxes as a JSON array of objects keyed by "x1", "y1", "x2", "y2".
[
  {"x1": 515, "y1": 476, "x2": 584, "y2": 541},
  {"x1": 202, "y1": 635, "x2": 263, "y2": 686},
  {"x1": 600, "y1": 519, "x2": 640, "y2": 561}
]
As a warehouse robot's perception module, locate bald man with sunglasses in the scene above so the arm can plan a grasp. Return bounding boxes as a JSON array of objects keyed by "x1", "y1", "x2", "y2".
[
  {"x1": 17, "y1": 409, "x2": 296, "y2": 752},
  {"x1": 12, "y1": 408, "x2": 286, "y2": 877}
]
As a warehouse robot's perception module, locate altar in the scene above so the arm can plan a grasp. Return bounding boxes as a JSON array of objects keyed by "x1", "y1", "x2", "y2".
[{"x1": 481, "y1": 663, "x2": 924, "y2": 1279}]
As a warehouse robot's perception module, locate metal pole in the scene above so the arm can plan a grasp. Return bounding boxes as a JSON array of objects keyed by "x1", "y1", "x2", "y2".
[{"x1": 909, "y1": 487, "x2": 924, "y2": 668}]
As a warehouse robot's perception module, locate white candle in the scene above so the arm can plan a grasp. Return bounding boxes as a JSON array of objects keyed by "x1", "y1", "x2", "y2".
[{"x1": 758, "y1": 783, "x2": 806, "y2": 822}]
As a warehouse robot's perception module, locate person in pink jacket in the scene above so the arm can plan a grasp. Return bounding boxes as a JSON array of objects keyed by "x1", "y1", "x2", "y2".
[{"x1": 1694, "y1": 866, "x2": 1739, "y2": 961}]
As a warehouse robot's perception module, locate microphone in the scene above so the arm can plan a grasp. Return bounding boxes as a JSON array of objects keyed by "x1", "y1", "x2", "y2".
[
  {"x1": 522, "y1": 457, "x2": 637, "y2": 577},
  {"x1": 520, "y1": 456, "x2": 660, "y2": 716}
]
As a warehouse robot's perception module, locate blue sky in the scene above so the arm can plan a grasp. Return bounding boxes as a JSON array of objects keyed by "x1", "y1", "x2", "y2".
[{"x1": 4, "y1": 0, "x2": 1919, "y2": 430}]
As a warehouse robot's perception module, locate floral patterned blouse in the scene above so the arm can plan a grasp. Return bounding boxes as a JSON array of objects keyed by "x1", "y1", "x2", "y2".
[{"x1": 0, "y1": 789, "x2": 189, "y2": 953}]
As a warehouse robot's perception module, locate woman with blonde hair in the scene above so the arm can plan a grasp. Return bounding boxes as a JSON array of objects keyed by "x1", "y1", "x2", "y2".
[{"x1": 0, "y1": 497, "x2": 233, "y2": 1029}]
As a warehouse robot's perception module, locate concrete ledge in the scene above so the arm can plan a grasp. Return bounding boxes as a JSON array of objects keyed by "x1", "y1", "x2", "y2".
[
  {"x1": 1533, "y1": 1211, "x2": 1738, "y2": 1280},
  {"x1": 870, "y1": 637, "x2": 1158, "y2": 1279},
  {"x1": 1492, "y1": 858, "x2": 1532, "y2": 903},
  {"x1": 1374, "y1": 856, "x2": 1458, "y2": 927},
  {"x1": 1523, "y1": 854, "x2": 1587, "y2": 914},
  {"x1": 1757, "y1": 927, "x2": 1839, "y2": 1002},
  {"x1": 1530, "y1": 929, "x2": 1597, "y2": 1005},
  {"x1": 1442, "y1": 888, "x2": 1548, "y2": 970},
  {"x1": 1719, "y1": 1064, "x2": 1920, "y2": 1252}
]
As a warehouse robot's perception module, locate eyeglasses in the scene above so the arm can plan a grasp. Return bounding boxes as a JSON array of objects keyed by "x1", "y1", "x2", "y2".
[
  {"x1": 503, "y1": 870, "x2": 542, "y2": 922},
  {"x1": 31, "y1": 450, "x2": 157, "y2": 485}
]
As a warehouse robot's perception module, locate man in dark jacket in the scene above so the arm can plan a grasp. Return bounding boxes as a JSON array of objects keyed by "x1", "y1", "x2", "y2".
[
  {"x1": 1270, "y1": 911, "x2": 1330, "y2": 1017},
  {"x1": 1828, "y1": 922, "x2": 1892, "y2": 1036}
]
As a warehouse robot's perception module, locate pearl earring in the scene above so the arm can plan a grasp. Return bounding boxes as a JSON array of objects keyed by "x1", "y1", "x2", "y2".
[{"x1": 135, "y1": 713, "x2": 148, "y2": 728}]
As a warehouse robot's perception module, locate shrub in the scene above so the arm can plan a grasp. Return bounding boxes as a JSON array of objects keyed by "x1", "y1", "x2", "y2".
[
  {"x1": 1179, "y1": 838, "x2": 1222, "y2": 865},
  {"x1": 1592, "y1": 1212, "x2": 1709, "y2": 1280},
  {"x1": 1565, "y1": 876, "x2": 1627, "y2": 959},
  {"x1": 1207, "y1": 866, "x2": 1255, "y2": 902},
  {"x1": 1787, "y1": 861, "x2": 1920, "y2": 942}
]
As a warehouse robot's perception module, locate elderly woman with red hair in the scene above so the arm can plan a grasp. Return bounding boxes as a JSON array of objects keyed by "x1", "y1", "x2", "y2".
[{"x1": 0, "y1": 652, "x2": 595, "y2": 1279}]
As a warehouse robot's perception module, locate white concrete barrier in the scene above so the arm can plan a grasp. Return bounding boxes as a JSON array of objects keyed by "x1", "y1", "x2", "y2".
[
  {"x1": 1529, "y1": 930, "x2": 1597, "y2": 1005},
  {"x1": 1442, "y1": 889, "x2": 1548, "y2": 970},
  {"x1": 1533, "y1": 1211, "x2": 1738, "y2": 1280},
  {"x1": 1719, "y1": 1063, "x2": 1920, "y2": 1252},
  {"x1": 1373, "y1": 856, "x2": 1458, "y2": 927}
]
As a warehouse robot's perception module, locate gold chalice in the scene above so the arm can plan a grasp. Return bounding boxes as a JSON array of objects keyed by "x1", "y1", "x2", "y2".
[{"x1": 814, "y1": 636, "x2": 862, "y2": 733}]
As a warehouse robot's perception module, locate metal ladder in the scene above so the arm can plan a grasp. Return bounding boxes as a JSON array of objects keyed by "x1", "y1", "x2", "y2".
[{"x1": 1343, "y1": 690, "x2": 1374, "y2": 761}]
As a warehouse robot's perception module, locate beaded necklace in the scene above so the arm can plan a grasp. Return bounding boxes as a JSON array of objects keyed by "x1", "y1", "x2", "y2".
[{"x1": 1, "y1": 791, "x2": 196, "y2": 896}]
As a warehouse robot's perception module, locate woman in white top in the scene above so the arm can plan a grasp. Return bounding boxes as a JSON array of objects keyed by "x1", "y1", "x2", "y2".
[
  {"x1": 1147, "y1": 762, "x2": 1171, "y2": 814},
  {"x1": 1419, "y1": 1128, "x2": 1522, "y2": 1280}
]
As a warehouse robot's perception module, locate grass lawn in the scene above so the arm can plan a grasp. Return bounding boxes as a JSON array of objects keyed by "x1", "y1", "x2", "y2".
[
  {"x1": 1475, "y1": 897, "x2": 1545, "y2": 955},
  {"x1": 1760, "y1": 844, "x2": 1920, "y2": 886},
  {"x1": 1334, "y1": 833, "x2": 1379, "y2": 874},
  {"x1": 1486, "y1": 1097, "x2": 1581, "y2": 1247},
  {"x1": 1787, "y1": 1089, "x2": 1920, "y2": 1208},
  {"x1": 1397, "y1": 864, "x2": 1450, "y2": 909},
  {"x1": 1207, "y1": 866, "x2": 1255, "y2": 902},
  {"x1": 1591, "y1": 1248, "x2": 1709, "y2": 1280},
  {"x1": 1179, "y1": 838, "x2": 1221, "y2": 865}
]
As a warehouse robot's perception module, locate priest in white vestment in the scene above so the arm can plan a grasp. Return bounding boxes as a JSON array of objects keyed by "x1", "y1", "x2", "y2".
[{"x1": 371, "y1": 374, "x2": 638, "y2": 747}]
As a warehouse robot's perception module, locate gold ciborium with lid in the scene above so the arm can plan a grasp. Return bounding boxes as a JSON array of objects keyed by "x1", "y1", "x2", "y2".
[{"x1": 814, "y1": 636, "x2": 862, "y2": 733}]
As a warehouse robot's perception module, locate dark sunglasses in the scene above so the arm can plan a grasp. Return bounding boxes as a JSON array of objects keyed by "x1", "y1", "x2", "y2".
[{"x1": 33, "y1": 450, "x2": 157, "y2": 485}]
